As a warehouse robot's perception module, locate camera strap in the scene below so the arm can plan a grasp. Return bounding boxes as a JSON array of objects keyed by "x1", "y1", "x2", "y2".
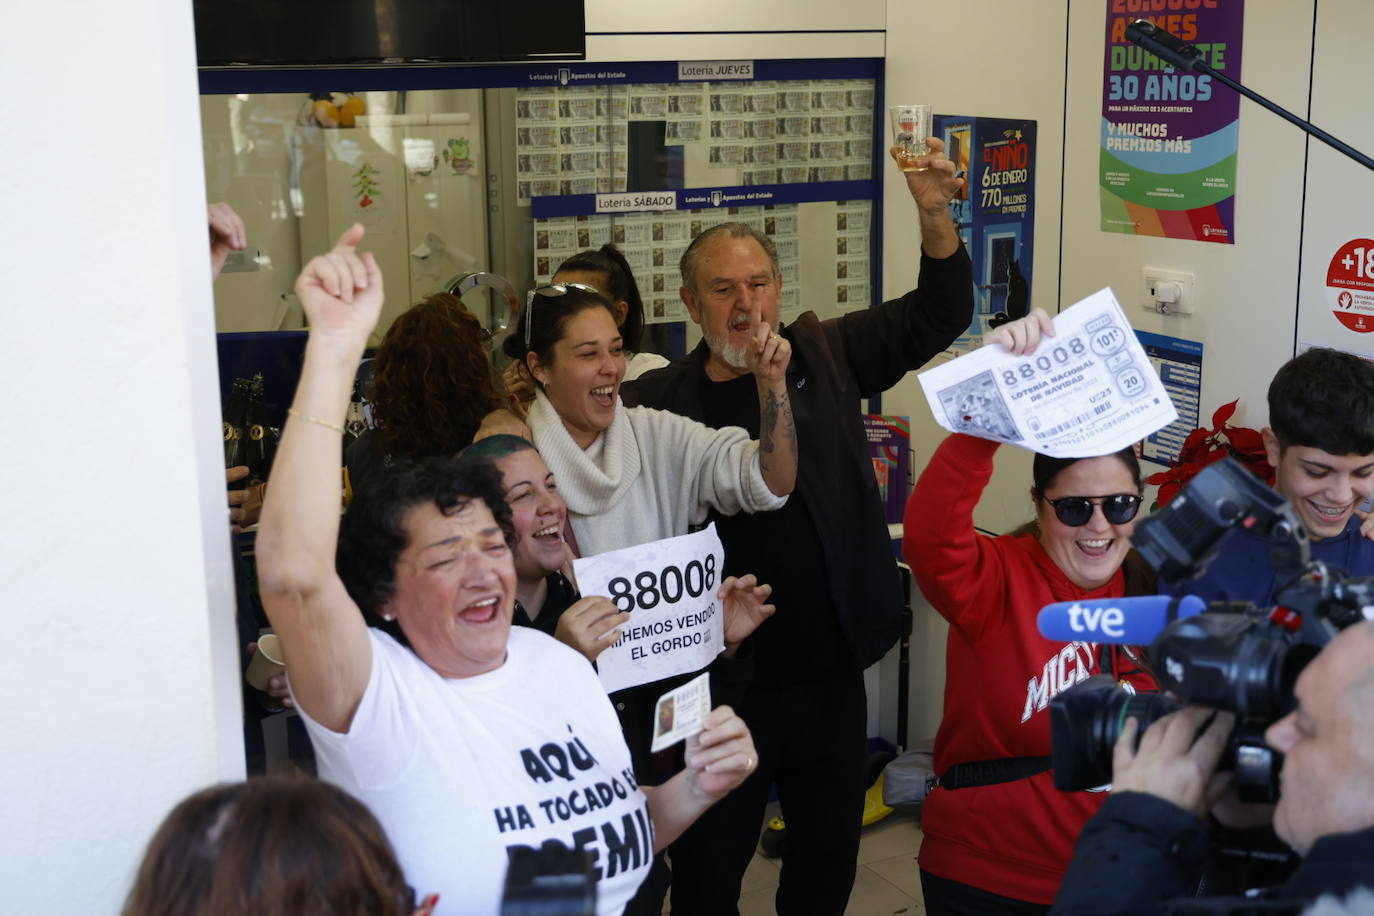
[{"x1": 929, "y1": 755, "x2": 1052, "y2": 791}]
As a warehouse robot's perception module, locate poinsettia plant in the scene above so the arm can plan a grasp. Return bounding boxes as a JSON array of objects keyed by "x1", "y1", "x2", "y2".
[{"x1": 1146, "y1": 399, "x2": 1275, "y2": 506}]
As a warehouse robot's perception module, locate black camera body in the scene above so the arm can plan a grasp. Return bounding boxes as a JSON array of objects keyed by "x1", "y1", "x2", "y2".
[
  {"x1": 1049, "y1": 615, "x2": 1312, "y2": 801},
  {"x1": 1050, "y1": 458, "x2": 1371, "y2": 800}
]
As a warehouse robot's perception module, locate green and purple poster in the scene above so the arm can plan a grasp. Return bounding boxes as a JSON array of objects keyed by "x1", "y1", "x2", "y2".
[{"x1": 1100, "y1": 0, "x2": 1244, "y2": 243}]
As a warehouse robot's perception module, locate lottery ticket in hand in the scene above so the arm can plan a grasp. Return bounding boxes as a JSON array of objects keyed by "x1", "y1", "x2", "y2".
[
  {"x1": 573, "y1": 524, "x2": 726, "y2": 694},
  {"x1": 650, "y1": 672, "x2": 712, "y2": 752},
  {"x1": 918, "y1": 288, "x2": 1177, "y2": 458}
]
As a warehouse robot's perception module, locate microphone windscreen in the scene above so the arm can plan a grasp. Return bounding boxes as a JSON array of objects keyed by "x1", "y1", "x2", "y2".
[{"x1": 1037, "y1": 594, "x2": 1207, "y2": 643}]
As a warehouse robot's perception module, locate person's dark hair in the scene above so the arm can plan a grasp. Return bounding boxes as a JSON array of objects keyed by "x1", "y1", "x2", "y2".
[
  {"x1": 457, "y1": 434, "x2": 537, "y2": 466},
  {"x1": 1268, "y1": 347, "x2": 1374, "y2": 456},
  {"x1": 368, "y1": 292, "x2": 503, "y2": 460},
  {"x1": 555, "y1": 245, "x2": 646, "y2": 352},
  {"x1": 1013, "y1": 447, "x2": 1145, "y2": 540},
  {"x1": 679, "y1": 222, "x2": 780, "y2": 295},
  {"x1": 121, "y1": 776, "x2": 413, "y2": 916},
  {"x1": 338, "y1": 457, "x2": 516, "y2": 643},
  {"x1": 501, "y1": 286, "x2": 618, "y2": 382},
  {"x1": 1031, "y1": 446, "x2": 1143, "y2": 499}
]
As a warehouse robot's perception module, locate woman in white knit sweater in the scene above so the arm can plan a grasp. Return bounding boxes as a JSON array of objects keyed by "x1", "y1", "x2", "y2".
[{"x1": 501, "y1": 282, "x2": 796, "y2": 556}]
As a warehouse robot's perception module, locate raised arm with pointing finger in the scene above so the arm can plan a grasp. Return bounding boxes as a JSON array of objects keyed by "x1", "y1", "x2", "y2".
[
  {"x1": 255, "y1": 223, "x2": 381, "y2": 732},
  {"x1": 255, "y1": 226, "x2": 760, "y2": 916},
  {"x1": 743, "y1": 296, "x2": 797, "y2": 498},
  {"x1": 620, "y1": 135, "x2": 975, "y2": 916}
]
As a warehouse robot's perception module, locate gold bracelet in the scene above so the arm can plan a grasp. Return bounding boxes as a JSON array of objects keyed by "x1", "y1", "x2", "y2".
[{"x1": 286, "y1": 407, "x2": 344, "y2": 433}]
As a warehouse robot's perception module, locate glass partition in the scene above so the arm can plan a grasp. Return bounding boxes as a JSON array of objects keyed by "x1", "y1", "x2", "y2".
[{"x1": 201, "y1": 60, "x2": 884, "y2": 349}]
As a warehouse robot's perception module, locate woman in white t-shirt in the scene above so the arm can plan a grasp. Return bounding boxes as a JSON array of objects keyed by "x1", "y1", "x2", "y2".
[{"x1": 256, "y1": 225, "x2": 760, "y2": 916}]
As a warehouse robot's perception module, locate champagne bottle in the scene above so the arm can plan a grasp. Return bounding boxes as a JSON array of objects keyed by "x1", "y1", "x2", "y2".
[
  {"x1": 244, "y1": 374, "x2": 272, "y2": 484},
  {"x1": 343, "y1": 377, "x2": 368, "y2": 459},
  {"x1": 223, "y1": 377, "x2": 251, "y2": 474}
]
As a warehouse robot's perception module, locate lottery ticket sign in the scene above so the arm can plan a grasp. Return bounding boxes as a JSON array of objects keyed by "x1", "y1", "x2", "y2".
[
  {"x1": 573, "y1": 525, "x2": 726, "y2": 694},
  {"x1": 918, "y1": 288, "x2": 1177, "y2": 458}
]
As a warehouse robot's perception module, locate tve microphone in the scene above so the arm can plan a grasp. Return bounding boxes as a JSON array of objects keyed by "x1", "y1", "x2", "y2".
[{"x1": 1037, "y1": 595, "x2": 1207, "y2": 644}]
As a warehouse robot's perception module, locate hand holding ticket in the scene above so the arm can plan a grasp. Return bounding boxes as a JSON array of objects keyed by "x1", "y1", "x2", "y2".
[
  {"x1": 651, "y1": 672, "x2": 711, "y2": 752},
  {"x1": 918, "y1": 288, "x2": 1177, "y2": 457},
  {"x1": 985, "y1": 307, "x2": 1057, "y2": 356},
  {"x1": 684, "y1": 703, "x2": 759, "y2": 800}
]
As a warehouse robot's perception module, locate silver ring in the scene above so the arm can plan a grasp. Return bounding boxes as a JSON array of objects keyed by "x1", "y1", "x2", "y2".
[{"x1": 745, "y1": 755, "x2": 755, "y2": 771}]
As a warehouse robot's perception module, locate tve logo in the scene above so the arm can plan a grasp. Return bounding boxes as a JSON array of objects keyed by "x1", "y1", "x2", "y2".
[{"x1": 1064, "y1": 602, "x2": 1126, "y2": 638}]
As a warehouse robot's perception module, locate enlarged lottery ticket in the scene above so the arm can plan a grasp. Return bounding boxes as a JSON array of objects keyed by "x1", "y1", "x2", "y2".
[
  {"x1": 574, "y1": 524, "x2": 726, "y2": 694},
  {"x1": 650, "y1": 672, "x2": 712, "y2": 753},
  {"x1": 917, "y1": 288, "x2": 1177, "y2": 458}
]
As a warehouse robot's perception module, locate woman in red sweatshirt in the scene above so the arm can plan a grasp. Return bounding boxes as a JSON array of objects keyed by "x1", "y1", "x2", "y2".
[{"x1": 903, "y1": 310, "x2": 1155, "y2": 915}]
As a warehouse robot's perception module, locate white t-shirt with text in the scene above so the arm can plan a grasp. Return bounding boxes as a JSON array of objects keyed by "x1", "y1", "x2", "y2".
[{"x1": 299, "y1": 627, "x2": 653, "y2": 915}]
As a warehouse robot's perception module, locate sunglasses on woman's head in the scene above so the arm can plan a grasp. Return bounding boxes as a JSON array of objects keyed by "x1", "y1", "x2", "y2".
[
  {"x1": 524, "y1": 282, "x2": 602, "y2": 350},
  {"x1": 1043, "y1": 493, "x2": 1142, "y2": 527}
]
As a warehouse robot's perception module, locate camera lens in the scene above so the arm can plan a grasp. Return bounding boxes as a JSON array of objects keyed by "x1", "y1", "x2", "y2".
[
  {"x1": 1050, "y1": 676, "x2": 1181, "y2": 791},
  {"x1": 1095, "y1": 691, "x2": 1180, "y2": 755}
]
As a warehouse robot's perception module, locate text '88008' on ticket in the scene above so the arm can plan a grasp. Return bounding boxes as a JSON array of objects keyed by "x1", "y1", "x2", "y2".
[{"x1": 917, "y1": 288, "x2": 1177, "y2": 458}]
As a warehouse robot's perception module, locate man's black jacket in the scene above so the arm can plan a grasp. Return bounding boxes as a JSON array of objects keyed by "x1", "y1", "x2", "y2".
[{"x1": 1051, "y1": 792, "x2": 1374, "y2": 915}]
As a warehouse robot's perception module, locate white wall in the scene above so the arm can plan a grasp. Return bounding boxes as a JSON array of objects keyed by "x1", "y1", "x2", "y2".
[
  {"x1": 1061, "y1": 0, "x2": 1315, "y2": 435},
  {"x1": 586, "y1": 0, "x2": 884, "y2": 32},
  {"x1": 584, "y1": 0, "x2": 885, "y2": 61},
  {"x1": 884, "y1": 0, "x2": 1337, "y2": 523},
  {"x1": 0, "y1": 0, "x2": 243, "y2": 910},
  {"x1": 1296, "y1": 0, "x2": 1374, "y2": 356},
  {"x1": 881, "y1": 1, "x2": 1069, "y2": 540},
  {"x1": 879, "y1": 1, "x2": 1072, "y2": 744}
]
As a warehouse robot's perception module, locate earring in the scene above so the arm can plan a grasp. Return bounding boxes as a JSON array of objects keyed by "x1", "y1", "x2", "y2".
[{"x1": 382, "y1": 613, "x2": 395, "y2": 622}]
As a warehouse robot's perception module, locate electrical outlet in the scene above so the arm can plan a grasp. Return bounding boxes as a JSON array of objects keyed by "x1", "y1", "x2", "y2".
[{"x1": 1142, "y1": 267, "x2": 1195, "y2": 315}]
